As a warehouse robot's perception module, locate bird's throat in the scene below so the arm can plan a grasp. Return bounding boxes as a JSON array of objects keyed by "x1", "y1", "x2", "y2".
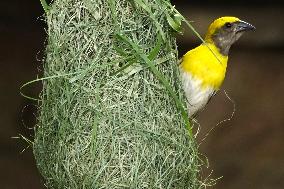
[{"x1": 211, "y1": 37, "x2": 231, "y2": 56}]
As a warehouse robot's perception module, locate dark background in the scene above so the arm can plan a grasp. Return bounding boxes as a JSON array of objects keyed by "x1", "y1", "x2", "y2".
[{"x1": 1, "y1": 0, "x2": 283, "y2": 188}]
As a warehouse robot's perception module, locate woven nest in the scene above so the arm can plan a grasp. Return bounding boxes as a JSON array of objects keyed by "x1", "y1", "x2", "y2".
[{"x1": 34, "y1": 0, "x2": 209, "y2": 188}]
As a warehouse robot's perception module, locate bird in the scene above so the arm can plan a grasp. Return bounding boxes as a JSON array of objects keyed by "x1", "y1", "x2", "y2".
[{"x1": 179, "y1": 16, "x2": 255, "y2": 117}]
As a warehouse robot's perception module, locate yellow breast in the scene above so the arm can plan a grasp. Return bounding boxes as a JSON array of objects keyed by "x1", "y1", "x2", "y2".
[{"x1": 180, "y1": 43, "x2": 228, "y2": 89}]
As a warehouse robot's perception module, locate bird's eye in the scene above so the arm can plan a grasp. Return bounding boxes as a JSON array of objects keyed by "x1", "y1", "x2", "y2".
[{"x1": 225, "y1": 22, "x2": 232, "y2": 28}]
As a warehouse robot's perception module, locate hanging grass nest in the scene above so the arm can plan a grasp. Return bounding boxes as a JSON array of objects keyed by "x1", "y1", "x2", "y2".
[{"x1": 34, "y1": 0, "x2": 208, "y2": 188}]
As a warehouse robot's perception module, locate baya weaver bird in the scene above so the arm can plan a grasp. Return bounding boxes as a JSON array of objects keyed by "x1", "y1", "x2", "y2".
[{"x1": 180, "y1": 16, "x2": 255, "y2": 117}]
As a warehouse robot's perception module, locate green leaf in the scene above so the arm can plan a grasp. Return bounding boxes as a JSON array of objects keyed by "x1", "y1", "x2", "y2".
[
  {"x1": 147, "y1": 33, "x2": 162, "y2": 61},
  {"x1": 113, "y1": 45, "x2": 128, "y2": 56},
  {"x1": 39, "y1": 0, "x2": 50, "y2": 14},
  {"x1": 173, "y1": 14, "x2": 183, "y2": 26},
  {"x1": 166, "y1": 13, "x2": 182, "y2": 34},
  {"x1": 116, "y1": 33, "x2": 193, "y2": 137},
  {"x1": 110, "y1": 59, "x2": 137, "y2": 76}
]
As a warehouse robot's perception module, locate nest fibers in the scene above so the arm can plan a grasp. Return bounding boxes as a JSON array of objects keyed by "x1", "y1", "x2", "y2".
[{"x1": 34, "y1": 0, "x2": 209, "y2": 188}]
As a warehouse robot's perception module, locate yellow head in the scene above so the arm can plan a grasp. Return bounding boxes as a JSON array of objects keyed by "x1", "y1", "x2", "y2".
[{"x1": 204, "y1": 16, "x2": 255, "y2": 55}]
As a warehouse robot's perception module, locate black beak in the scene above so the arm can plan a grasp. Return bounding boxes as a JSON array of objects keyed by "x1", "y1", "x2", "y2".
[{"x1": 236, "y1": 20, "x2": 256, "y2": 33}]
